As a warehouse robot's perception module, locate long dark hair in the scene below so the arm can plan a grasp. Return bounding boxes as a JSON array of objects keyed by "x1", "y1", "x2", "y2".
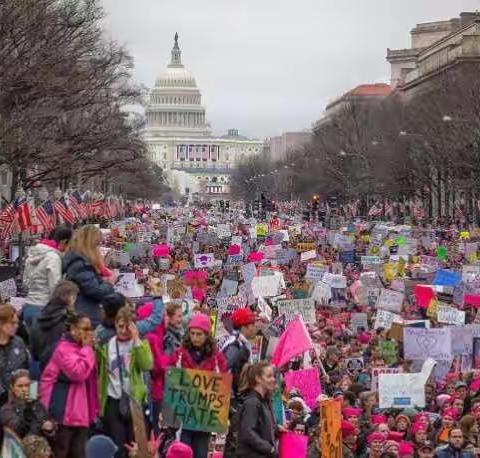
[{"x1": 182, "y1": 332, "x2": 217, "y2": 358}]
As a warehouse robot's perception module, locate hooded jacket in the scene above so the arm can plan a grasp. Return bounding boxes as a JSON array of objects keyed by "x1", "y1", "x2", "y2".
[
  {"x1": 63, "y1": 251, "x2": 115, "y2": 326},
  {"x1": 237, "y1": 390, "x2": 276, "y2": 458},
  {"x1": 23, "y1": 240, "x2": 62, "y2": 306},
  {"x1": 29, "y1": 299, "x2": 69, "y2": 368},
  {"x1": 39, "y1": 335, "x2": 98, "y2": 427}
]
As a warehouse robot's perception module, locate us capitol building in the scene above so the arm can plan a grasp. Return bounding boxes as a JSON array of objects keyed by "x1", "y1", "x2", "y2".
[{"x1": 144, "y1": 34, "x2": 263, "y2": 199}]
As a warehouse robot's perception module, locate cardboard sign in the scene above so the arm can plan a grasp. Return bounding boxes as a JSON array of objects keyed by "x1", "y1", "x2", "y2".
[
  {"x1": 284, "y1": 367, "x2": 322, "y2": 410},
  {"x1": 312, "y1": 281, "x2": 332, "y2": 304},
  {"x1": 403, "y1": 327, "x2": 451, "y2": 360},
  {"x1": 163, "y1": 368, "x2": 232, "y2": 433},
  {"x1": 320, "y1": 400, "x2": 342, "y2": 458},
  {"x1": 295, "y1": 242, "x2": 316, "y2": 253},
  {"x1": 305, "y1": 264, "x2": 328, "y2": 281},
  {"x1": 194, "y1": 253, "x2": 215, "y2": 268},
  {"x1": 437, "y1": 305, "x2": 465, "y2": 326},
  {"x1": 251, "y1": 275, "x2": 282, "y2": 298},
  {"x1": 276, "y1": 298, "x2": 316, "y2": 324},
  {"x1": 376, "y1": 288, "x2": 404, "y2": 313}
]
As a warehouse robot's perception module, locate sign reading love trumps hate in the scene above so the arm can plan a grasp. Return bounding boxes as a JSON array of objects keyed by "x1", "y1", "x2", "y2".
[{"x1": 163, "y1": 368, "x2": 232, "y2": 433}]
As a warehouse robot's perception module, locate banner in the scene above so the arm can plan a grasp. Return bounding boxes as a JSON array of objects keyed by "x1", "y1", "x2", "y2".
[
  {"x1": 319, "y1": 400, "x2": 342, "y2": 458},
  {"x1": 163, "y1": 368, "x2": 232, "y2": 433},
  {"x1": 276, "y1": 298, "x2": 315, "y2": 324},
  {"x1": 284, "y1": 367, "x2": 322, "y2": 409},
  {"x1": 403, "y1": 327, "x2": 451, "y2": 360}
]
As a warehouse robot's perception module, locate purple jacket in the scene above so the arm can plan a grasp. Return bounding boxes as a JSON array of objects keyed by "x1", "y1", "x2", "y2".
[{"x1": 39, "y1": 336, "x2": 98, "y2": 427}]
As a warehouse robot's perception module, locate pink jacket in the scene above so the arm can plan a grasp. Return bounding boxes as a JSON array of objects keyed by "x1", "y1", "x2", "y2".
[{"x1": 39, "y1": 337, "x2": 98, "y2": 427}]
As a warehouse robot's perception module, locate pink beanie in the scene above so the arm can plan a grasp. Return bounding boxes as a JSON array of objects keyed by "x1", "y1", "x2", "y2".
[
  {"x1": 166, "y1": 442, "x2": 193, "y2": 458},
  {"x1": 188, "y1": 313, "x2": 211, "y2": 334}
]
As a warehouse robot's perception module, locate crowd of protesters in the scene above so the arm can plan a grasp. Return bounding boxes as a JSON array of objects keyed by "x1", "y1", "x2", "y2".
[{"x1": 0, "y1": 206, "x2": 479, "y2": 458}]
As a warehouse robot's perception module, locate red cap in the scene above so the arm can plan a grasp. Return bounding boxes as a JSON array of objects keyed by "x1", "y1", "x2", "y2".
[{"x1": 231, "y1": 308, "x2": 257, "y2": 328}]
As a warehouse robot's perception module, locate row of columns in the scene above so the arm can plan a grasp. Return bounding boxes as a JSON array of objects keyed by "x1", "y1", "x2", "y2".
[{"x1": 149, "y1": 111, "x2": 205, "y2": 127}]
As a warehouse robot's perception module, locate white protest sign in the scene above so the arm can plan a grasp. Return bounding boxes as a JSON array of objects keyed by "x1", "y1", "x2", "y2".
[
  {"x1": 437, "y1": 305, "x2": 465, "y2": 326},
  {"x1": 218, "y1": 279, "x2": 238, "y2": 297},
  {"x1": 376, "y1": 288, "x2": 404, "y2": 313},
  {"x1": 351, "y1": 313, "x2": 368, "y2": 333},
  {"x1": 323, "y1": 273, "x2": 347, "y2": 289},
  {"x1": 231, "y1": 235, "x2": 243, "y2": 246},
  {"x1": 217, "y1": 294, "x2": 247, "y2": 314},
  {"x1": 371, "y1": 367, "x2": 400, "y2": 391},
  {"x1": 114, "y1": 273, "x2": 143, "y2": 297},
  {"x1": 374, "y1": 309, "x2": 402, "y2": 330},
  {"x1": 305, "y1": 264, "x2": 327, "y2": 281},
  {"x1": 276, "y1": 298, "x2": 316, "y2": 324},
  {"x1": 463, "y1": 265, "x2": 480, "y2": 282},
  {"x1": 301, "y1": 250, "x2": 317, "y2": 262},
  {"x1": 216, "y1": 224, "x2": 231, "y2": 239},
  {"x1": 361, "y1": 256, "x2": 381, "y2": 265},
  {"x1": 241, "y1": 262, "x2": 257, "y2": 284},
  {"x1": 450, "y1": 327, "x2": 473, "y2": 355},
  {"x1": 251, "y1": 275, "x2": 282, "y2": 298},
  {"x1": 257, "y1": 296, "x2": 272, "y2": 321},
  {"x1": 194, "y1": 253, "x2": 215, "y2": 268},
  {"x1": 312, "y1": 281, "x2": 332, "y2": 303},
  {"x1": 403, "y1": 327, "x2": 452, "y2": 360},
  {"x1": 379, "y1": 372, "x2": 425, "y2": 408}
]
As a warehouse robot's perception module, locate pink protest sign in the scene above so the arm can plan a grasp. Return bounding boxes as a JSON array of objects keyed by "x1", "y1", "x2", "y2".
[
  {"x1": 279, "y1": 432, "x2": 308, "y2": 458},
  {"x1": 284, "y1": 367, "x2": 322, "y2": 409},
  {"x1": 152, "y1": 244, "x2": 169, "y2": 258}
]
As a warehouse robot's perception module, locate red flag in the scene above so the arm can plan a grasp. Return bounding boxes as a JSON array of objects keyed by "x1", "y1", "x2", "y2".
[
  {"x1": 54, "y1": 198, "x2": 75, "y2": 225},
  {"x1": 15, "y1": 197, "x2": 32, "y2": 231},
  {"x1": 271, "y1": 317, "x2": 312, "y2": 368}
]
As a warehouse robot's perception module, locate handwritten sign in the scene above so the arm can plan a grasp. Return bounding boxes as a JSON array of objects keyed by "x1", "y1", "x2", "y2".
[
  {"x1": 320, "y1": 400, "x2": 342, "y2": 458},
  {"x1": 241, "y1": 262, "x2": 257, "y2": 284},
  {"x1": 114, "y1": 273, "x2": 142, "y2": 297},
  {"x1": 371, "y1": 367, "x2": 400, "y2": 391},
  {"x1": 351, "y1": 313, "x2": 368, "y2": 333},
  {"x1": 305, "y1": 264, "x2": 328, "y2": 281},
  {"x1": 295, "y1": 242, "x2": 316, "y2": 253},
  {"x1": 300, "y1": 250, "x2": 317, "y2": 262},
  {"x1": 284, "y1": 367, "x2": 322, "y2": 410},
  {"x1": 437, "y1": 305, "x2": 465, "y2": 326},
  {"x1": 379, "y1": 372, "x2": 425, "y2": 409},
  {"x1": 377, "y1": 288, "x2": 404, "y2": 313},
  {"x1": 216, "y1": 295, "x2": 247, "y2": 315},
  {"x1": 361, "y1": 256, "x2": 381, "y2": 265},
  {"x1": 312, "y1": 281, "x2": 331, "y2": 303},
  {"x1": 276, "y1": 298, "x2": 315, "y2": 324},
  {"x1": 403, "y1": 328, "x2": 452, "y2": 361},
  {"x1": 251, "y1": 276, "x2": 282, "y2": 298},
  {"x1": 163, "y1": 368, "x2": 232, "y2": 433}
]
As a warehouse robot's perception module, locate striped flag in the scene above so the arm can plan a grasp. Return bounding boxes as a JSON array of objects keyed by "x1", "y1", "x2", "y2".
[
  {"x1": 68, "y1": 191, "x2": 87, "y2": 220},
  {"x1": 36, "y1": 200, "x2": 56, "y2": 233},
  {"x1": 15, "y1": 197, "x2": 32, "y2": 231},
  {"x1": 54, "y1": 197, "x2": 75, "y2": 225}
]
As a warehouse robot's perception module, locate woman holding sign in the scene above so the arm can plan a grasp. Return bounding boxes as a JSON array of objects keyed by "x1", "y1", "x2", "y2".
[{"x1": 170, "y1": 312, "x2": 228, "y2": 458}]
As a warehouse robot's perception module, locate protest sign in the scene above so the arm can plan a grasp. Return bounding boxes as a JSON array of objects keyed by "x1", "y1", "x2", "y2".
[
  {"x1": 256, "y1": 224, "x2": 268, "y2": 237},
  {"x1": 257, "y1": 296, "x2": 272, "y2": 321},
  {"x1": 374, "y1": 309, "x2": 401, "y2": 330},
  {"x1": 463, "y1": 265, "x2": 480, "y2": 282},
  {"x1": 279, "y1": 432, "x2": 308, "y2": 458},
  {"x1": 379, "y1": 372, "x2": 425, "y2": 408},
  {"x1": 339, "y1": 250, "x2": 355, "y2": 264},
  {"x1": 163, "y1": 368, "x2": 232, "y2": 433},
  {"x1": 218, "y1": 279, "x2": 238, "y2": 298},
  {"x1": 320, "y1": 400, "x2": 342, "y2": 458},
  {"x1": 295, "y1": 242, "x2": 316, "y2": 253},
  {"x1": 323, "y1": 273, "x2": 347, "y2": 289},
  {"x1": 114, "y1": 273, "x2": 142, "y2": 297},
  {"x1": 284, "y1": 367, "x2": 322, "y2": 409},
  {"x1": 251, "y1": 335, "x2": 263, "y2": 363},
  {"x1": 1, "y1": 428, "x2": 25, "y2": 458},
  {"x1": 312, "y1": 281, "x2": 331, "y2": 304},
  {"x1": 216, "y1": 295, "x2": 247, "y2": 315},
  {"x1": 450, "y1": 327, "x2": 473, "y2": 355},
  {"x1": 216, "y1": 224, "x2": 231, "y2": 239},
  {"x1": 226, "y1": 254, "x2": 244, "y2": 267},
  {"x1": 371, "y1": 367, "x2": 400, "y2": 391},
  {"x1": 305, "y1": 264, "x2": 328, "y2": 281},
  {"x1": 251, "y1": 275, "x2": 282, "y2": 298},
  {"x1": 130, "y1": 399, "x2": 149, "y2": 457},
  {"x1": 437, "y1": 305, "x2": 465, "y2": 326},
  {"x1": 361, "y1": 256, "x2": 381, "y2": 265},
  {"x1": 376, "y1": 288, "x2": 404, "y2": 313},
  {"x1": 351, "y1": 313, "x2": 368, "y2": 333},
  {"x1": 272, "y1": 385, "x2": 285, "y2": 425},
  {"x1": 241, "y1": 262, "x2": 257, "y2": 284},
  {"x1": 403, "y1": 327, "x2": 451, "y2": 360},
  {"x1": 194, "y1": 253, "x2": 215, "y2": 268},
  {"x1": 433, "y1": 269, "x2": 462, "y2": 287},
  {"x1": 300, "y1": 250, "x2": 317, "y2": 262},
  {"x1": 276, "y1": 298, "x2": 316, "y2": 324},
  {"x1": 346, "y1": 357, "x2": 364, "y2": 376}
]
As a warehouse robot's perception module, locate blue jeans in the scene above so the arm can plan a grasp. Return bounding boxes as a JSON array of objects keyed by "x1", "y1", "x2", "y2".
[
  {"x1": 180, "y1": 430, "x2": 210, "y2": 458},
  {"x1": 22, "y1": 304, "x2": 43, "y2": 328}
]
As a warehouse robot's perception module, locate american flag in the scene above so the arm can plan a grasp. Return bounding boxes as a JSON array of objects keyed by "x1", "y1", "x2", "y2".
[
  {"x1": 68, "y1": 191, "x2": 87, "y2": 220},
  {"x1": 15, "y1": 197, "x2": 32, "y2": 231},
  {"x1": 454, "y1": 205, "x2": 464, "y2": 220},
  {"x1": 54, "y1": 197, "x2": 75, "y2": 225},
  {"x1": 368, "y1": 202, "x2": 383, "y2": 217},
  {"x1": 384, "y1": 201, "x2": 393, "y2": 218},
  {"x1": 0, "y1": 197, "x2": 31, "y2": 239},
  {"x1": 36, "y1": 200, "x2": 56, "y2": 233}
]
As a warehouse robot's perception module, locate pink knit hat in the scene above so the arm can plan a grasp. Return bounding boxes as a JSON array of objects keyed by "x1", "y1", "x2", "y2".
[
  {"x1": 188, "y1": 313, "x2": 211, "y2": 334},
  {"x1": 166, "y1": 442, "x2": 193, "y2": 458}
]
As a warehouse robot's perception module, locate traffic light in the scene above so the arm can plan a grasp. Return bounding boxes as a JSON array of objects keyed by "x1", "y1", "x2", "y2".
[
  {"x1": 219, "y1": 200, "x2": 224, "y2": 213},
  {"x1": 312, "y1": 195, "x2": 320, "y2": 212},
  {"x1": 266, "y1": 199, "x2": 272, "y2": 212},
  {"x1": 303, "y1": 210, "x2": 311, "y2": 221},
  {"x1": 225, "y1": 200, "x2": 230, "y2": 210},
  {"x1": 253, "y1": 200, "x2": 260, "y2": 212},
  {"x1": 271, "y1": 200, "x2": 276, "y2": 212},
  {"x1": 328, "y1": 196, "x2": 337, "y2": 209}
]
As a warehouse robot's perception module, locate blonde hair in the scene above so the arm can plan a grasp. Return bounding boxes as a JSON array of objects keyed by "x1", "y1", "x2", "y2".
[{"x1": 67, "y1": 225, "x2": 104, "y2": 272}]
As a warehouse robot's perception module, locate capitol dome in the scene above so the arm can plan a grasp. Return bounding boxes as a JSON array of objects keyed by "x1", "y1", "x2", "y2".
[{"x1": 146, "y1": 33, "x2": 211, "y2": 138}]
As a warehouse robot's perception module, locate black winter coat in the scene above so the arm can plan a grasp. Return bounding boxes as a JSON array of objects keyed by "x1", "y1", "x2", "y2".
[
  {"x1": 63, "y1": 252, "x2": 115, "y2": 327},
  {"x1": 0, "y1": 337, "x2": 29, "y2": 406},
  {"x1": 237, "y1": 390, "x2": 276, "y2": 458},
  {"x1": 223, "y1": 336, "x2": 251, "y2": 393},
  {"x1": 0, "y1": 399, "x2": 51, "y2": 438}
]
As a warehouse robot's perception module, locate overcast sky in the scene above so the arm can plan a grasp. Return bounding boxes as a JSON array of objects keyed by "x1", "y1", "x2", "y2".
[{"x1": 101, "y1": 0, "x2": 479, "y2": 139}]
